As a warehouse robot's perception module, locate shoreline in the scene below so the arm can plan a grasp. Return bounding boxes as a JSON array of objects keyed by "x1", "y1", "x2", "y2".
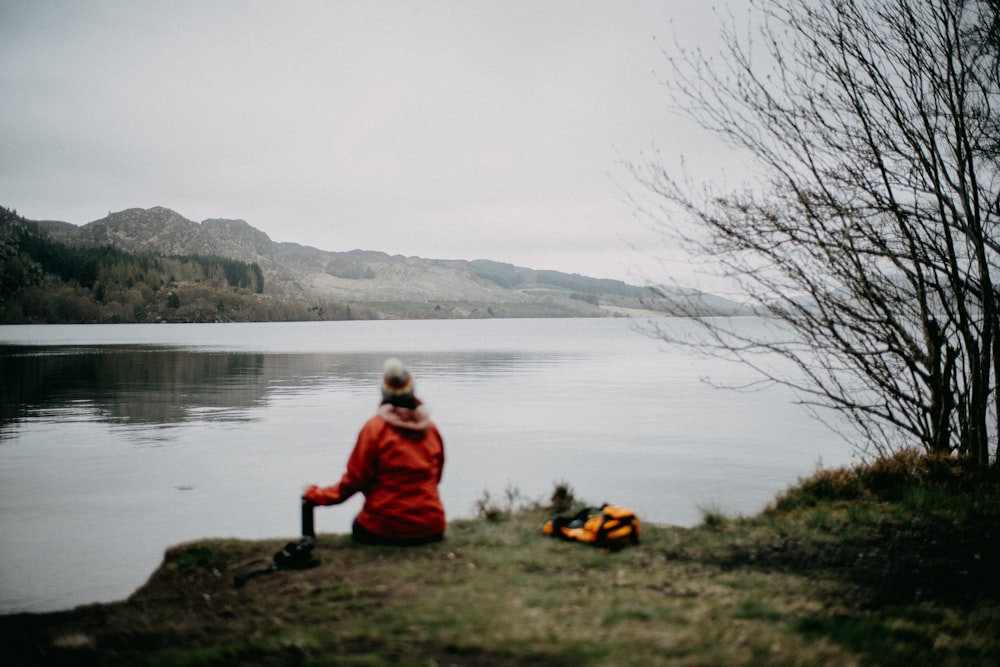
[{"x1": 4, "y1": 453, "x2": 998, "y2": 666}]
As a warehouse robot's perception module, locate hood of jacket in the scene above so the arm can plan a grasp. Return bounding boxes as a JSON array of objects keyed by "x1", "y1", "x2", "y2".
[{"x1": 378, "y1": 402, "x2": 433, "y2": 432}]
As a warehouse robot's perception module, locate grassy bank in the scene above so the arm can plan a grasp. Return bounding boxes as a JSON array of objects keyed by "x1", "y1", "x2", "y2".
[{"x1": 4, "y1": 452, "x2": 999, "y2": 666}]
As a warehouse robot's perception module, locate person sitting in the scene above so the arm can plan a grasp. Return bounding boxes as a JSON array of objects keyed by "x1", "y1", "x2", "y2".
[{"x1": 302, "y1": 358, "x2": 445, "y2": 546}]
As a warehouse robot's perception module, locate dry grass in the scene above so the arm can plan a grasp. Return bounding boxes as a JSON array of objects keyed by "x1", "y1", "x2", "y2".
[{"x1": 4, "y1": 453, "x2": 999, "y2": 666}]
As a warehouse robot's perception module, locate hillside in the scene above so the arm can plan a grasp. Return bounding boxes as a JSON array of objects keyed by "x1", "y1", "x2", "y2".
[{"x1": 5, "y1": 206, "x2": 749, "y2": 321}]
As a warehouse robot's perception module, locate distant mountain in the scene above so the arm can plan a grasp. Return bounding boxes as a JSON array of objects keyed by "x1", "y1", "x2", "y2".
[{"x1": 32, "y1": 206, "x2": 749, "y2": 319}]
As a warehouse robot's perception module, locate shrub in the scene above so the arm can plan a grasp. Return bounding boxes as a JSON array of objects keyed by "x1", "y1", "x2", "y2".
[
  {"x1": 770, "y1": 467, "x2": 867, "y2": 513},
  {"x1": 548, "y1": 481, "x2": 576, "y2": 513}
]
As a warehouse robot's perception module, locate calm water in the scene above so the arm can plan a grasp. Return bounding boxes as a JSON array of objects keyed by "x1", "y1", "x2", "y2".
[{"x1": 0, "y1": 318, "x2": 853, "y2": 613}]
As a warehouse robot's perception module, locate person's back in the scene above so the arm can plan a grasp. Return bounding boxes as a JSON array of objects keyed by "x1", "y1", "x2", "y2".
[{"x1": 303, "y1": 359, "x2": 445, "y2": 545}]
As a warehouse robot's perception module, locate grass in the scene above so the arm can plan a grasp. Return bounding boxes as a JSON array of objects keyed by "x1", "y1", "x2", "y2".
[{"x1": 4, "y1": 451, "x2": 999, "y2": 666}]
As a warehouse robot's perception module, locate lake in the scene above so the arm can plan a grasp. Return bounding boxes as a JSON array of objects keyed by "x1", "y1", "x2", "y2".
[{"x1": 0, "y1": 318, "x2": 854, "y2": 613}]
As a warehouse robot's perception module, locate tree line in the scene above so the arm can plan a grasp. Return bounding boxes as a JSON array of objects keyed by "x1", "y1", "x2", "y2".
[{"x1": 0, "y1": 207, "x2": 350, "y2": 323}]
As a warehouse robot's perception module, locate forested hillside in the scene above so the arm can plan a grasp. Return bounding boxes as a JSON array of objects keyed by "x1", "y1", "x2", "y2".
[
  {"x1": 2, "y1": 205, "x2": 749, "y2": 321},
  {"x1": 0, "y1": 207, "x2": 350, "y2": 323}
]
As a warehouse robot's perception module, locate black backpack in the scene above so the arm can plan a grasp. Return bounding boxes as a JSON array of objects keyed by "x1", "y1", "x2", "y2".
[{"x1": 234, "y1": 536, "x2": 318, "y2": 587}]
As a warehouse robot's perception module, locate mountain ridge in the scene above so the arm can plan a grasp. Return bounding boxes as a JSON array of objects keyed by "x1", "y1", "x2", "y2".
[{"x1": 32, "y1": 206, "x2": 746, "y2": 319}]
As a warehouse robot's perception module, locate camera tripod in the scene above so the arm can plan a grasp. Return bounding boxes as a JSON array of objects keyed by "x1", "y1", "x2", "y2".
[{"x1": 233, "y1": 501, "x2": 318, "y2": 587}]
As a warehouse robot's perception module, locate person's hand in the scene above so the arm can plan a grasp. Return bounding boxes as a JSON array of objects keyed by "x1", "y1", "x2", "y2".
[{"x1": 302, "y1": 485, "x2": 324, "y2": 505}]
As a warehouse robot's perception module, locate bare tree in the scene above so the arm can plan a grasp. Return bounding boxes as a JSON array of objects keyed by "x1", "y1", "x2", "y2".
[{"x1": 631, "y1": 0, "x2": 998, "y2": 465}]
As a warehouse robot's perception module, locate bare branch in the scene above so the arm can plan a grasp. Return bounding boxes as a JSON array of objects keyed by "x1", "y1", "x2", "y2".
[{"x1": 632, "y1": 0, "x2": 998, "y2": 465}]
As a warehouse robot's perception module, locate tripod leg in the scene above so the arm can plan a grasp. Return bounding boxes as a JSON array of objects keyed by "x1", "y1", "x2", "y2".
[{"x1": 233, "y1": 565, "x2": 278, "y2": 588}]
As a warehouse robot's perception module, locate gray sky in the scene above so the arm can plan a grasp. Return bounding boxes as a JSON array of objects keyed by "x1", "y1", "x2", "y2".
[{"x1": 1, "y1": 1, "x2": 744, "y2": 283}]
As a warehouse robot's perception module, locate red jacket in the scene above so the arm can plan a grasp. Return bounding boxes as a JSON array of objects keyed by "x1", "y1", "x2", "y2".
[{"x1": 304, "y1": 404, "x2": 445, "y2": 539}]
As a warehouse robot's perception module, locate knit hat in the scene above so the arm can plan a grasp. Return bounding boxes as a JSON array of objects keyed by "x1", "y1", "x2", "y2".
[{"x1": 381, "y1": 358, "x2": 414, "y2": 402}]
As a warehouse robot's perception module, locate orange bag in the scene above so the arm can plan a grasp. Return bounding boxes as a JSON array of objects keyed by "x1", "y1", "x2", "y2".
[{"x1": 543, "y1": 504, "x2": 641, "y2": 551}]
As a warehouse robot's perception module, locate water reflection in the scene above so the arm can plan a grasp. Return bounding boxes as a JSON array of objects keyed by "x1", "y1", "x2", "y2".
[
  {"x1": 5, "y1": 348, "x2": 331, "y2": 436},
  {"x1": 0, "y1": 346, "x2": 548, "y2": 439}
]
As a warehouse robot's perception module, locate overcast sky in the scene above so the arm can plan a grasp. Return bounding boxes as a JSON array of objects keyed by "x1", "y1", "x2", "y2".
[{"x1": 1, "y1": 1, "x2": 747, "y2": 284}]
